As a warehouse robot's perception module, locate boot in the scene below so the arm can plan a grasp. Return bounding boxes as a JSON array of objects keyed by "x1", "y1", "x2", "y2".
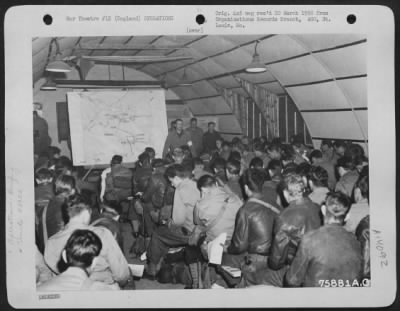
[
  {"x1": 143, "y1": 259, "x2": 163, "y2": 280},
  {"x1": 188, "y1": 262, "x2": 200, "y2": 289}
]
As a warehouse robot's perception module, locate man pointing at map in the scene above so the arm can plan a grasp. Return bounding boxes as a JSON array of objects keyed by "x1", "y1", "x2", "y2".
[{"x1": 162, "y1": 119, "x2": 192, "y2": 158}]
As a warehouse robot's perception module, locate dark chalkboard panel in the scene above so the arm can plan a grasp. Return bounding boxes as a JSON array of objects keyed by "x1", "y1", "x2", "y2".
[{"x1": 56, "y1": 102, "x2": 70, "y2": 143}]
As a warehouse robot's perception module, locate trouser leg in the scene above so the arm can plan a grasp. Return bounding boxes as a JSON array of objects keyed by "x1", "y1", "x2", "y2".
[
  {"x1": 185, "y1": 245, "x2": 204, "y2": 288},
  {"x1": 147, "y1": 225, "x2": 189, "y2": 265},
  {"x1": 143, "y1": 205, "x2": 156, "y2": 237}
]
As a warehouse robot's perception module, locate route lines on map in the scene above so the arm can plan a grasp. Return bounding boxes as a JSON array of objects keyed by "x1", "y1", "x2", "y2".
[{"x1": 68, "y1": 90, "x2": 168, "y2": 165}]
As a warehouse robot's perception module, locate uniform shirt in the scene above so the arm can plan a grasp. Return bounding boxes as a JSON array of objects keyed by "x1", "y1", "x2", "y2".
[
  {"x1": 225, "y1": 178, "x2": 243, "y2": 201},
  {"x1": 36, "y1": 245, "x2": 53, "y2": 285},
  {"x1": 172, "y1": 179, "x2": 200, "y2": 232},
  {"x1": 37, "y1": 267, "x2": 120, "y2": 291},
  {"x1": 308, "y1": 187, "x2": 330, "y2": 206},
  {"x1": 317, "y1": 161, "x2": 337, "y2": 190},
  {"x1": 345, "y1": 202, "x2": 369, "y2": 233},
  {"x1": 285, "y1": 224, "x2": 362, "y2": 287},
  {"x1": 335, "y1": 170, "x2": 359, "y2": 198},
  {"x1": 44, "y1": 222, "x2": 130, "y2": 285},
  {"x1": 194, "y1": 187, "x2": 242, "y2": 242},
  {"x1": 162, "y1": 130, "x2": 191, "y2": 157},
  {"x1": 186, "y1": 126, "x2": 204, "y2": 157}
]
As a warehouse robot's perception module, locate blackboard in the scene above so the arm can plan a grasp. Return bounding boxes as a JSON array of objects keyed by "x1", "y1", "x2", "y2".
[{"x1": 56, "y1": 101, "x2": 70, "y2": 143}]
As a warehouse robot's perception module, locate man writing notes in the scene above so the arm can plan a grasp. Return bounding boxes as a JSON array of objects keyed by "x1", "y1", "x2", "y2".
[{"x1": 162, "y1": 119, "x2": 192, "y2": 158}]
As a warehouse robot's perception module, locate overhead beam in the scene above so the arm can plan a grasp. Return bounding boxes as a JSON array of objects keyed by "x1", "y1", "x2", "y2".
[
  {"x1": 135, "y1": 35, "x2": 208, "y2": 72},
  {"x1": 284, "y1": 74, "x2": 367, "y2": 88},
  {"x1": 300, "y1": 107, "x2": 367, "y2": 113},
  {"x1": 88, "y1": 36, "x2": 106, "y2": 56},
  {"x1": 54, "y1": 79, "x2": 162, "y2": 88},
  {"x1": 81, "y1": 55, "x2": 193, "y2": 63},
  {"x1": 312, "y1": 137, "x2": 368, "y2": 143},
  {"x1": 76, "y1": 43, "x2": 188, "y2": 50},
  {"x1": 150, "y1": 38, "x2": 367, "y2": 89},
  {"x1": 154, "y1": 35, "x2": 276, "y2": 78},
  {"x1": 194, "y1": 112, "x2": 233, "y2": 116}
]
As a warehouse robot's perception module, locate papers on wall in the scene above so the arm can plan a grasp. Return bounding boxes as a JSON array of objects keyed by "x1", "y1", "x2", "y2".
[
  {"x1": 207, "y1": 232, "x2": 227, "y2": 265},
  {"x1": 68, "y1": 89, "x2": 168, "y2": 165}
]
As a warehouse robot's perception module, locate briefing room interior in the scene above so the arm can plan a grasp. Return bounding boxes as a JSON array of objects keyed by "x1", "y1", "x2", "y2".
[{"x1": 33, "y1": 34, "x2": 370, "y2": 291}]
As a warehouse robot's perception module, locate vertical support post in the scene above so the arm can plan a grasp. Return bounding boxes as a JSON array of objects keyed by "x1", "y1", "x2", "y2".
[{"x1": 285, "y1": 96, "x2": 288, "y2": 143}]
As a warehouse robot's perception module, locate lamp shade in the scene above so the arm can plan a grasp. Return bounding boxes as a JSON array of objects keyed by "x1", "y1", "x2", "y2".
[
  {"x1": 176, "y1": 69, "x2": 192, "y2": 87},
  {"x1": 40, "y1": 78, "x2": 57, "y2": 91},
  {"x1": 46, "y1": 55, "x2": 72, "y2": 73},
  {"x1": 245, "y1": 53, "x2": 267, "y2": 73}
]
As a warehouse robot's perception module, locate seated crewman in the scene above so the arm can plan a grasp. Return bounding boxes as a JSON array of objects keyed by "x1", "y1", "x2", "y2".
[
  {"x1": 308, "y1": 166, "x2": 330, "y2": 206},
  {"x1": 35, "y1": 168, "x2": 54, "y2": 203},
  {"x1": 249, "y1": 157, "x2": 264, "y2": 170},
  {"x1": 254, "y1": 141, "x2": 271, "y2": 167},
  {"x1": 100, "y1": 155, "x2": 133, "y2": 204},
  {"x1": 192, "y1": 158, "x2": 212, "y2": 181},
  {"x1": 280, "y1": 144, "x2": 296, "y2": 168},
  {"x1": 221, "y1": 169, "x2": 281, "y2": 288},
  {"x1": 144, "y1": 147, "x2": 156, "y2": 166},
  {"x1": 45, "y1": 175, "x2": 76, "y2": 239},
  {"x1": 266, "y1": 143, "x2": 282, "y2": 161},
  {"x1": 185, "y1": 175, "x2": 242, "y2": 288},
  {"x1": 140, "y1": 158, "x2": 169, "y2": 238},
  {"x1": 269, "y1": 173, "x2": 322, "y2": 274},
  {"x1": 335, "y1": 155, "x2": 359, "y2": 198},
  {"x1": 345, "y1": 173, "x2": 369, "y2": 233},
  {"x1": 91, "y1": 202, "x2": 123, "y2": 250},
  {"x1": 145, "y1": 164, "x2": 201, "y2": 279},
  {"x1": 39, "y1": 229, "x2": 119, "y2": 291},
  {"x1": 225, "y1": 160, "x2": 243, "y2": 200},
  {"x1": 355, "y1": 215, "x2": 370, "y2": 280},
  {"x1": 262, "y1": 159, "x2": 283, "y2": 209},
  {"x1": 295, "y1": 162, "x2": 312, "y2": 195},
  {"x1": 211, "y1": 157, "x2": 228, "y2": 184},
  {"x1": 220, "y1": 141, "x2": 232, "y2": 161},
  {"x1": 285, "y1": 192, "x2": 362, "y2": 287},
  {"x1": 332, "y1": 140, "x2": 347, "y2": 165},
  {"x1": 309, "y1": 149, "x2": 337, "y2": 190},
  {"x1": 44, "y1": 194, "x2": 130, "y2": 287},
  {"x1": 320, "y1": 139, "x2": 334, "y2": 163}
]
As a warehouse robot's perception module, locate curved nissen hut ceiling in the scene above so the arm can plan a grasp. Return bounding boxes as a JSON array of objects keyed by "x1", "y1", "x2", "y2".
[{"x1": 32, "y1": 34, "x2": 368, "y2": 144}]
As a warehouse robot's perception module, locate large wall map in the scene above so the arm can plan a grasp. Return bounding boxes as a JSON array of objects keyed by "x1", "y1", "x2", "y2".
[{"x1": 68, "y1": 89, "x2": 168, "y2": 165}]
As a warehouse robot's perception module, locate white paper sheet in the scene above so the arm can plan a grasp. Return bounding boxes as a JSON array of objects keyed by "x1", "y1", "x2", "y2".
[{"x1": 207, "y1": 232, "x2": 227, "y2": 265}]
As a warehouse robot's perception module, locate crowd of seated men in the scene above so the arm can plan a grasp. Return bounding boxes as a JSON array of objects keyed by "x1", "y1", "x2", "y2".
[{"x1": 34, "y1": 122, "x2": 370, "y2": 290}]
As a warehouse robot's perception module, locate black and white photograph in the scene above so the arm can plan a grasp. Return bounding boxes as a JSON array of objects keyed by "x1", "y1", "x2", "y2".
[{"x1": 4, "y1": 5, "x2": 396, "y2": 308}]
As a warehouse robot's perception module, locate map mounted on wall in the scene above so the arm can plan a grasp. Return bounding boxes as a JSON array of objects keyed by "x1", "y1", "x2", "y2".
[{"x1": 67, "y1": 89, "x2": 168, "y2": 165}]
